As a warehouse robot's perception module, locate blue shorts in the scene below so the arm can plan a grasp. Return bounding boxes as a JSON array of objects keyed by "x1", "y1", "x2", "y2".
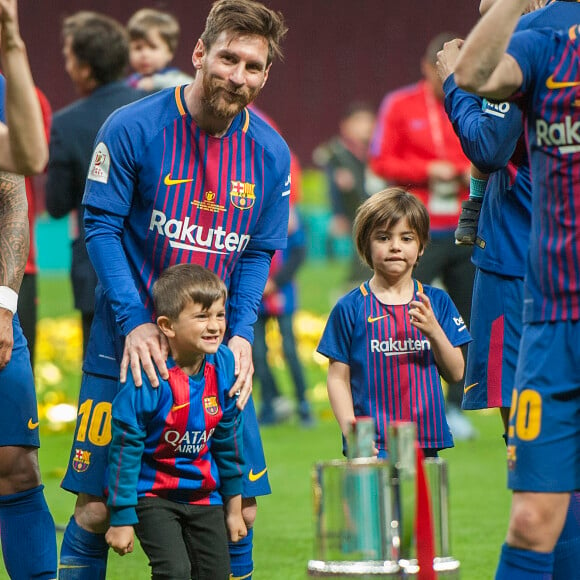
[
  {"x1": 0, "y1": 316, "x2": 39, "y2": 447},
  {"x1": 507, "y1": 320, "x2": 580, "y2": 493},
  {"x1": 62, "y1": 372, "x2": 271, "y2": 498},
  {"x1": 462, "y1": 269, "x2": 523, "y2": 410}
]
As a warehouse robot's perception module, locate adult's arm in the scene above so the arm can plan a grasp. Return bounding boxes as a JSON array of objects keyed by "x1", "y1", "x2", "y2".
[
  {"x1": 443, "y1": 74, "x2": 522, "y2": 173},
  {"x1": 226, "y1": 248, "x2": 272, "y2": 407},
  {"x1": 84, "y1": 205, "x2": 169, "y2": 386},
  {"x1": 0, "y1": 170, "x2": 27, "y2": 367},
  {"x1": 0, "y1": 0, "x2": 47, "y2": 174},
  {"x1": 454, "y1": 0, "x2": 528, "y2": 99}
]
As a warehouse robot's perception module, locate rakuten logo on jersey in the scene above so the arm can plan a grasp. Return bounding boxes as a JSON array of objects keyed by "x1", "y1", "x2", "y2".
[
  {"x1": 370, "y1": 337, "x2": 430, "y2": 357},
  {"x1": 536, "y1": 116, "x2": 580, "y2": 154},
  {"x1": 150, "y1": 209, "x2": 250, "y2": 254}
]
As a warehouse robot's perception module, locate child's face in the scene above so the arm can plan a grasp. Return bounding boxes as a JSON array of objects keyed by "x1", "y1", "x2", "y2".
[
  {"x1": 167, "y1": 298, "x2": 226, "y2": 356},
  {"x1": 369, "y1": 217, "x2": 423, "y2": 281},
  {"x1": 129, "y1": 28, "x2": 173, "y2": 76}
]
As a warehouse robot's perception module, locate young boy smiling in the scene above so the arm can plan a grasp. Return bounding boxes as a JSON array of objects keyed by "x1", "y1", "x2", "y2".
[{"x1": 106, "y1": 264, "x2": 245, "y2": 579}]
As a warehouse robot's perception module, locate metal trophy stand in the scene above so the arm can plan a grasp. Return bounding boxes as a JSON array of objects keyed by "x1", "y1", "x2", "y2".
[{"x1": 307, "y1": 419, "x2": 460, "y2": 578}]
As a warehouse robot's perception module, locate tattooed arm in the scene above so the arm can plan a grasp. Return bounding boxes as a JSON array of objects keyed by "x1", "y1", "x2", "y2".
[{"x1": 0, "y1": 171, "x2": 28, "y2": 368}]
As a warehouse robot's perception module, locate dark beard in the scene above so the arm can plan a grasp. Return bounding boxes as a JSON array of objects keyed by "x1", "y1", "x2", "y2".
[{"x1": 202, "y1": 74, "x2": 259, "y2": 119}]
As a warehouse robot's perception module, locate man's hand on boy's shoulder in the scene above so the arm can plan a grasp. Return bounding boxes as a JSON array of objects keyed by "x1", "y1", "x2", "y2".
[{"x1": 120, "y1": 322, "x2": 169, "y2": 387}]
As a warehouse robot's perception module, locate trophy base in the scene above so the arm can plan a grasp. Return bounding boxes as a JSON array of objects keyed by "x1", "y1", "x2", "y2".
[{"x1": 307, "y1": 559, "x2": 401, "y2": 578}]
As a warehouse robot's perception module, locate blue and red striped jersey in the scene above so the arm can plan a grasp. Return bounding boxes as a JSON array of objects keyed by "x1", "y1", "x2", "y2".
[
  {"x1": 82, "y1": 85, "x2": 291, "y2": 376},
  {"x1": 108, "y1": 345, "x2": 244, "y2": 526},
  {"x1": 507, "y1": 25, "x2": 580, "y2": 322},
  {"x1": 317, "y1": 280, "x2": 470, "y2": 451}
]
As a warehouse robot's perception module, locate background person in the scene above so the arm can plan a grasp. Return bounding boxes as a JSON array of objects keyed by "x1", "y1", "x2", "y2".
[{"x1": 126, "y1": 8, "x2": 193, "y2": 93}]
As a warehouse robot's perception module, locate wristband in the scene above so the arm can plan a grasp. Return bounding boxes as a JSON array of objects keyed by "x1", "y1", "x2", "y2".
[
  {"x1": 469, "y1": 176, "x2": 488, "y2": 200},
  {"x1": 0, "y1": 286, "x2": 18, "y2": 314}
]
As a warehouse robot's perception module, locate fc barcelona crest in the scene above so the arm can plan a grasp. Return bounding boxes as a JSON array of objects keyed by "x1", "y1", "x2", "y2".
[
  {"x1": 204, "y1": 396, "x2": 219, "y2": 416},
  {"x1": 230, "y1": 180, "x2": 256, "y2": 210},
  {"x1": 72, "y1": 448, "x2": 91, "y2": 473}
]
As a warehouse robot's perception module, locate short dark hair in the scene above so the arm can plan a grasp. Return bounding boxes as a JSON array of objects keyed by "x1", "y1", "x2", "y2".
[
  {"x1": 127, "y1": 8, "x2": 181, "y2": 55},
  {"x1": 200, "y1": 0, "x2": 288, "y2": 65},
  {"x1": 353, "y1": 188, "x2": 430, "y2": 269},
  {"x1": 423, "y1": 32, "x2": 459, "y2": 65},
  {"x1": 153, "y1": 264, "x2": 227, "y2": 321},
  {"x1": 63, "y1": 12, "x2": 129, "y2": 85}
]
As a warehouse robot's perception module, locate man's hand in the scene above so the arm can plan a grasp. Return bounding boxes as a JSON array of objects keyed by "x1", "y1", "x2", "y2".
[
  {"x1": 436, "y1": 38, "x2": 464, "y2": 83},
  {"x1": 105, "y1": 526, "x2": 134, "y2": 556},
  {"x1": 120, "y1": 322, "x2": 169, "y2": 387},
  {"x1": 227, "y1": 335, "x2": 253, "y2": 409},
  {"x1": 0, "y1": 308, "x2": 14, "y2": 369}
]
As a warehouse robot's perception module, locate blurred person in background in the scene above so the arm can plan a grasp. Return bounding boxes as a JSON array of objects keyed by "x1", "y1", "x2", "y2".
[
  {"x1": 45, "y1": 11, "x2": 144, "y2": 356},
  {"x1": 253, "y1": 205, "x2": 313, "y2": 427},
  {"x1": 369, "y1": 32, "x2": 476, "y2": 440},
  {"x1": 0, "y1": 0, "x2": 57, "y2": 578},
  {"x1": 126, "y1": 8, "x2": 193, "y2": 93},
  {"x1": 313, "y1": 102, "x2": 375, "y2": 286}
]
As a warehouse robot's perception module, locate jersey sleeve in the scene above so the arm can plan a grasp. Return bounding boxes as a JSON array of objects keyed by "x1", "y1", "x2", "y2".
[
  {"x1": 108, "y1": 375, "x2": 160, "y2": 526},
  {"x1": 246, "y1": 139, "x2": 291, "y2": 252},
  {"x1": 212, "y1": 347, "x2": 244, "y2": 497},
  {"x1": 506, "y1": 29, "x2": 552, "y2": 97},
  {"x1": 443, "y1": 74, "x2": 523, "y2": 173},
  {"x1": 82, "y1": 107, "x2": 141, "y2": 217},
  {"x1": 316, "y1": 295, "x2": 356, "y2": 364}
]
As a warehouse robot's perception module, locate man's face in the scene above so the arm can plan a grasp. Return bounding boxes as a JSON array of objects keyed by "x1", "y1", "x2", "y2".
[
  {"x1": 63, "y1": 36, "x2": 92, "y2": 95},
  {"x1": 194, "y1": 31, "x2": 271, "y2": 119}
]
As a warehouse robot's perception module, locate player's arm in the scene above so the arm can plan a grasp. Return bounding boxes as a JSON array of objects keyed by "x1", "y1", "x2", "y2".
[
  {"x1": 454, "y1": 0, "x2": 529, "y2": 100},
  {"x1": 0, "y1": 171, "x2": 27, "y2": 368},
  {"x1": 327, "y1": 359, "x2": 356, "y2": 439},
  {"x1": 84, "y1": 205, "x2": 169, "y2": 386},
  {"x1": 409, "y1": 292, "x2": 465, "y2": 384},
  {"x1": 0, "y1": 0, "x2": 47, "y2": 175}
]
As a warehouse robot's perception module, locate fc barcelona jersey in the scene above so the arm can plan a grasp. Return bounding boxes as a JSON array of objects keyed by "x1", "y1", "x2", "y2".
[
  {"x1": 507, "y1": 26, "x2": 580, "y2": 322},
  {"x1": 317, "y1": 280, "x2": 471, "y2": 451},
  {"x1": 108, "y1": 345, "x2": 243, "y2": 526},
  {"x1": 82, "y1": 86, "x2": 291, "y2": 376}
]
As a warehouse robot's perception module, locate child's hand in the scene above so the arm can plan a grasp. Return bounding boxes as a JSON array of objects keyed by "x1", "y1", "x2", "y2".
[
  {"x1": 226, "y1": 510, "x2": 248, "y2": 543},
  {"x1": 105, "y1": 525, "x2": 135, "y2": 556},
  {"x1": 225, "y1": 494, "x2": 247, "y2": 543},
  {"x1": 408, "y1": 291, "x2": 441, "y2": 339}
]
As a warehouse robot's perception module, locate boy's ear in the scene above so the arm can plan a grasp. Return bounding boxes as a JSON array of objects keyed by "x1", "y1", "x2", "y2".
[{"x1": 157, "y1": 316, "x2": 175, "y2": 338}]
